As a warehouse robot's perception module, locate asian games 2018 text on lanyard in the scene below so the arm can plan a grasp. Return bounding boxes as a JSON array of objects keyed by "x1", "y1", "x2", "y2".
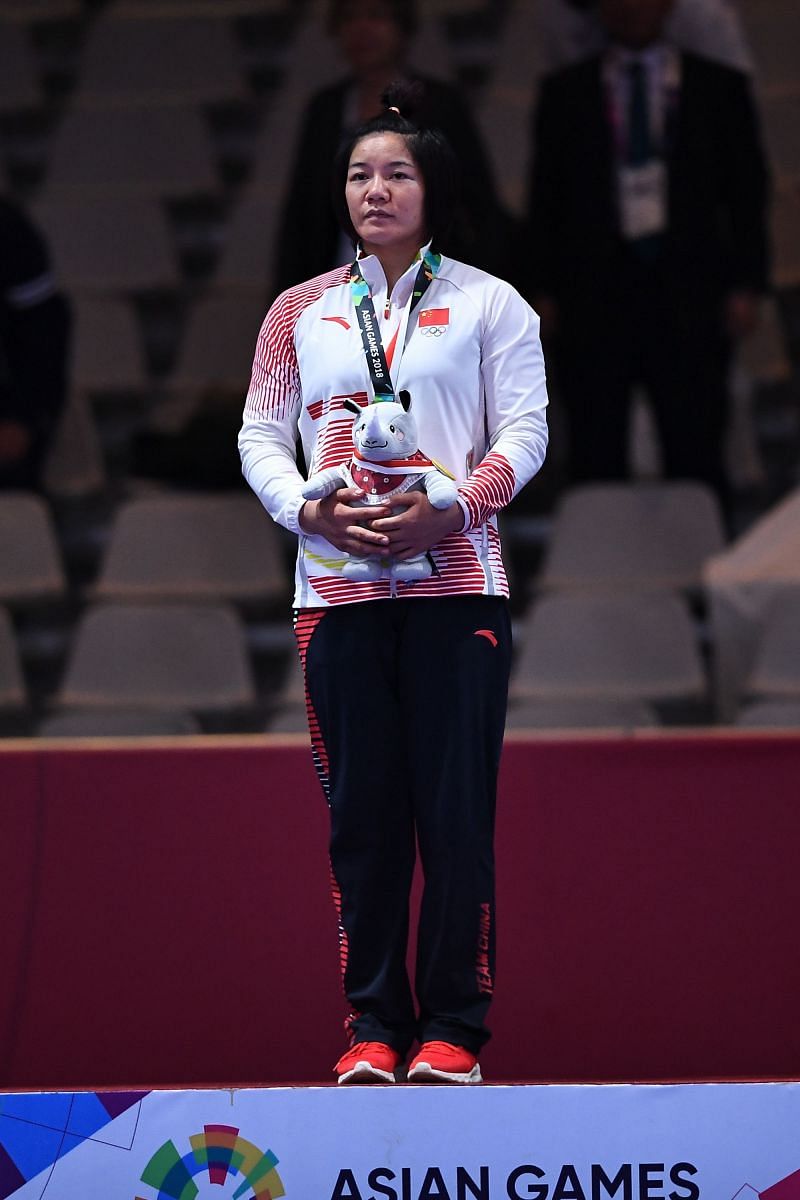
[{"x1": 349, "y1": 248, "x2": 441, "y2": 400}]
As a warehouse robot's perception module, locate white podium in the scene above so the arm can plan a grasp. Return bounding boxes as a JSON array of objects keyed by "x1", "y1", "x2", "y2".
[{"x1": 2, "y1": 1082, "x2": 800, "y2": 1200}]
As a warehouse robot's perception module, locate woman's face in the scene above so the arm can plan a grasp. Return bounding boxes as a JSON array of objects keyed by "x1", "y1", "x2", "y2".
[{"x1": 345, "y1": 132, "x2": 427, "y2": 258}]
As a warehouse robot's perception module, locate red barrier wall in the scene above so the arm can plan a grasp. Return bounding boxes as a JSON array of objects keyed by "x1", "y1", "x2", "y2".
[{"x1": 1, "y1": 732, "x2": 799, "y2": 1088}]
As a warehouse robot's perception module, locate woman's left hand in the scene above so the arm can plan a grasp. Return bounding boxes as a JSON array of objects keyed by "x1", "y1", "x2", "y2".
[{"x1": 369, "y1": 493, "x2": 463, "y2": 560}]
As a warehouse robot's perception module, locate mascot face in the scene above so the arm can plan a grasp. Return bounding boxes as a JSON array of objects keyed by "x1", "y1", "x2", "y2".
[{"x1": 350, "y1": 397, "x2": 418, "y2": 462}]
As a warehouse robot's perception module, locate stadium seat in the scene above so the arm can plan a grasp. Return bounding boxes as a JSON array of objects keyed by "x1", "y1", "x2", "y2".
[
  {"x1": 504, "y1": 696, "x2": 659, "y2": 731},
  {"x1": 34, "y1": 195, "x2": 180, "y2": 291},
  {"x1": 45, "y1": 105, "x2": 218, "y2": 196},
  {"x1": 538, "y1": 481, "x2": 726, "y2": 594},
  {"x1": 0, "y1": 493, "x2": 67, "y2": 606},
  {"x1": 735, "y1": 699, "x2": 800, "y2": 728},
  {"x1": 71, "y1": 297, "x2": 148, "y2": 392},
  {"x1": 167, "y1": 291, "x2": 268, "y2": 392},
  {"x1": 92, "y1": 493, "x2": 288, "y2": 605},
  {"x1": 744, "y1": 588, "x2": 800, "y2": 703},
  {"x1": 42, "y1": 389, "x2": 107, "y2": 499},
  {"x1": 0, "y1": 607, "x2": 26, "y2": 712},
  {"x1": 704, "y1": 487, "x2": 800, "y2": 720},
  {"x1": 267, "y1": 706, "x2": 310, "y2": 735},
  {"x1": 511, "y1": 592, "x2": 707, "y2": 712},
  {"x1": 37, "y1": 707, "x2": 201, "y2": 737},
  {"x1": 215, "y1": 191, "x2": 282, "y2": 289},
  {"x1": 264, "y1": 651, "x2": 311, "y2": 734},
  {"x1": 56, "y1": 602, "x2": 257, "y2": 712}
]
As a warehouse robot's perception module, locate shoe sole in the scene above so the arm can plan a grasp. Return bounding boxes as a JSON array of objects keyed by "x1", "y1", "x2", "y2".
[
  {"x1": 406, "y1": 1062, "x2": 482, "y2": 1085},
  {"x1": 337, "y1": 1061, "x2": 399, "y2": 1086}
]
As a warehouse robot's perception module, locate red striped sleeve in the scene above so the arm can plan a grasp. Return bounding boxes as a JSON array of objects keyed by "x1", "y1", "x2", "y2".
[
  {"x1": 457, "y1": 452, "x2": 516, "y2": 528},
  {"x1": 244, "y1": 267, "x2": 351, "y2": 421}
]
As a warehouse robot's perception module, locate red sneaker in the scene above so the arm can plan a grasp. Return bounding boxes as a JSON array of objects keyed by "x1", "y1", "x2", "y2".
[
  {"x1": 334, "y1": 1041, "x2": 403, "y2": 1085},
  {"x1": 407, "y1": 1041, "x2": 482, "y2": 1084}
]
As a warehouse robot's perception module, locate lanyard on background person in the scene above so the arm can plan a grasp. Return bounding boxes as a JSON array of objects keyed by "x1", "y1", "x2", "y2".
[
  {"x1": 603, "y1": 46, "x2": 681, "y2": 163},
  {"x1": 349, "y1": 247, "x2": 441, "y2": 400}
]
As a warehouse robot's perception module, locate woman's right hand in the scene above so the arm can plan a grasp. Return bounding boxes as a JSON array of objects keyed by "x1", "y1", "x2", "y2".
[{"x1": 299, "y1": 486, "x2": 390, "y2": 557}]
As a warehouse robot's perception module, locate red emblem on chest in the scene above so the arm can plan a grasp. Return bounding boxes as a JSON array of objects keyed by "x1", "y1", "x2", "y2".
[{"x1": 419, "y1": 308, "x2": 449, "y2": 327}]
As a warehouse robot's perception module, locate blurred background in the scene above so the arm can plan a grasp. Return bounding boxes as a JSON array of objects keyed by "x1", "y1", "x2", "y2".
[{"x1": 0, "y1": 0, "x2": 798, "y2": 740}]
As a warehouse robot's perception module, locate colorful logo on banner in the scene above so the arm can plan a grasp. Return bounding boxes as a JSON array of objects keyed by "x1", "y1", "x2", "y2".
[{"x1": 136, "y1": 1124, "x2": 285, "y2": 1200}]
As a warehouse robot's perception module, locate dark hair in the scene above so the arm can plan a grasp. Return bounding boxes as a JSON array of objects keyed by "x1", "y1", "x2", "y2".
[
  {"x1": 327, "y1": 0, "x2": 417, "y2": 38},
  {"x1": 331, "y1": 80, "x2": 460, "y2": 250}
]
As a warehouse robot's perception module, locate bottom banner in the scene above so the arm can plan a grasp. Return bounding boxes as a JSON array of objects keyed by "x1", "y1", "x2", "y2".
[{"x1": 1, "y1": 1082, "x2": 799, "y2": 1200}]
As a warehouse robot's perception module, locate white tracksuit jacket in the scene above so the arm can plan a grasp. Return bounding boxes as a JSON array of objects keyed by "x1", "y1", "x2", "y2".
[{"x1": 239, "y1": 249, "x2": 549, "y2": 608}]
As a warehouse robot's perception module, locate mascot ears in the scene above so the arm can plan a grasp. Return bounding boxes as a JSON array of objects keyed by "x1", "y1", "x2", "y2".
[{"x1": 343, "y1": 390, "x2": 412, "y2": 415}]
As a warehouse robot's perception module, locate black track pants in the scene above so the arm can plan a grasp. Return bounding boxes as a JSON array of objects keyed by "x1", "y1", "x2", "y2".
[{"x1": 295, "y1": 595, "x2": 512, "y2": 1056}]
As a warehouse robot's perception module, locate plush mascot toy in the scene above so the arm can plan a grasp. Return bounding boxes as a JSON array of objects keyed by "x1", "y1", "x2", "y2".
[{"x1": 302, "y1": 391, "x2": 458, "y2": 582}]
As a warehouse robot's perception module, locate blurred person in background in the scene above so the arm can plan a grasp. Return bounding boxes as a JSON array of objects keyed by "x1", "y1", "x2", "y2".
[
  {"x1": 536, "y1": 0, "x2": 752, "y2": 73},
  {"x1": 525, "y1": 0, "x2": 769, "y2": 510},
  {"x1": 0, "y1": 198, "x2": 70, "y2": 491},
  {"x1": 273, "y1": 0, "x2": 513, "y2": 297}
]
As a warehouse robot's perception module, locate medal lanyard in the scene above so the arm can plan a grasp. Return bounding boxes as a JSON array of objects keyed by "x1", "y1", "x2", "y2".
[{"x1": 350, "y1": 247, "x2": 441, "y2": 400}]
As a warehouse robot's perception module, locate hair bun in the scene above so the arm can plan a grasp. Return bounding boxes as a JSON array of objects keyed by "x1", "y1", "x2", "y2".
[{"x1": 381, "y1": 78, "x2": 426, "y2": 121}]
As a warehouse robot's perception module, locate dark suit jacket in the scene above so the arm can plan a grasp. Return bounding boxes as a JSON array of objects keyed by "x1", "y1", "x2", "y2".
[
  {"x1": 273, "y1": 72, "x2": 513, "y2": 297},
  {"x1": 0, "y1": 198, "x2": 70, "y2": 485},
  {"x1": 526, "y1": 51, "x2": 770, "y2": 325}
]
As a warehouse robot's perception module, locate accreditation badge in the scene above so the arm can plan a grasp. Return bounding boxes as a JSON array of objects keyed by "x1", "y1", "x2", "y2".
[{"x1": 618, "y1": 160, "x2": 667, "y2": 240}]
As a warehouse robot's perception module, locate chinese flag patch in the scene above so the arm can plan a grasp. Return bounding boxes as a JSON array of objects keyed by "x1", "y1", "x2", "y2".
[{"x1": 419, "y1": 308, "x2": 449, "y2": 327}]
